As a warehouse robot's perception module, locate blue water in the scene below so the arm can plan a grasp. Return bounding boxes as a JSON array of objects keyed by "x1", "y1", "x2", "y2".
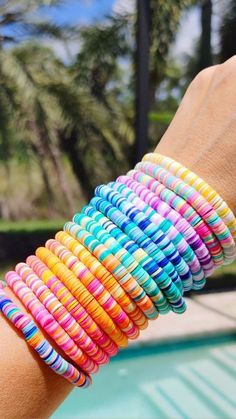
[{"x1": 53, "y1": 335, "x2": 236, "y2": 419}]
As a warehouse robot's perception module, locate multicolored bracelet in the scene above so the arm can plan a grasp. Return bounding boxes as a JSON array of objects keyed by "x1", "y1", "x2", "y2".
[
  {"x1": 0, "y1": 152, "x2": 235, "y2": 387},
  {"x1": 0, "y1": 282, "x2": 91, "y2": 387},
  {"x1": 143, "y1": 153, "x2": 236, "y2": 241}
]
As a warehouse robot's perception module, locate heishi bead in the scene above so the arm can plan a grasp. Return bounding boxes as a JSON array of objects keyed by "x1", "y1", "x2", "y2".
[
  {"x1": 74, "y1": 212, "x2": 159, "y2": 319},
  {"x1": 126, "y1": 170, "x2": 214, "y2": 277},
  {"x1": 143, "y1": 153, "x2": 236, "y2": 242},
  {"x1": 89, "y1": 196, "x2": 186, "y2": 314},
  {"x1": 27, "y1": 255, "x2": 118, "y2": 356},
  {"x1": 82, "y1": 206, "x2": 171, "y2": 314},
  {"x1": 35, "y1": 247, "x2": 127, "y2": 348},
  {"x1": 0, "y1": 282, "x2": 91, "y2": 387},
  {"x1": 45, "y1": 238, "x2": 139, "y2": 340},
  {"x1": 1, "y1": 152, "x2": 235, "y2": 389},
  {"x1": 108, "y1": 181, "x2": 194, "y2": 290},
  {"x1": 114, "y1": 177, "x2": 205, "y2": 290},
  {"x1": 64, "y1": 221, "x2": 149, "y2": 326},
  {"x1": 129, "y1": 168, "x2": 219, "y2": 269},
  {"x1": 55, "y1": 231, "x2": 142, "y2": 327},
  {"x1": 15, "y1": 262, "x2": 108, "y2": 366},
  {"x1": 136, "y1": 161, "x2": 235, "y2": 265},
  {"x1": 94, "y1": 184, "x2": 185, "y2": 295},
  {"x1": 6, "y1": 271, "x2": 96, "y2": 374}
]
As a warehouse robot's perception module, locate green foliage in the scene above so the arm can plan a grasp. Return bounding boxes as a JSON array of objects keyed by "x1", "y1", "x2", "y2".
[
  {"x1": 0, "y1": 0, "x2": 197, "y2": 220},
  {"x1": 0, "y1": 0, "x2": 65, "y2": 44},
  {"x1": 149, "y1": 0, "x2": 195, "y2": 105},
  {"x1": 0, "y1": 219, "x2": 66, "y2": 232},
  {"x1": 149, "y1": 111, "x2": 174, "y2": 125},
  {"x1": 75, "y1": 15, "x2": 131, "y2": 101}
]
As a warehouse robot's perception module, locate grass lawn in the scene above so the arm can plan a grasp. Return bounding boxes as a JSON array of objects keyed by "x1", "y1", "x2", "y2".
[{"x1": 0, "y1": 219, "x2": 67, "y2": 232}]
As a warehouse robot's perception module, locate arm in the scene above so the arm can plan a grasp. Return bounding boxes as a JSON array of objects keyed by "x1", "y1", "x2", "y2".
[
  {"x1": 156, "y1": 56, "x2": 236, "y2": 212},
  {"x1": 1, "y1": 57, "x2": 236, "y2": 418},
  {"x1": 0, "y1": 287, "x2": 72, "y2": 419}
]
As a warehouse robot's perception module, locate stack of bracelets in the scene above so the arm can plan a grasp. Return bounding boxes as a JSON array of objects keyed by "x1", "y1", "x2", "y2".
[{"x1": 1, "y1": 152, "x2": 236, "y2": 388}]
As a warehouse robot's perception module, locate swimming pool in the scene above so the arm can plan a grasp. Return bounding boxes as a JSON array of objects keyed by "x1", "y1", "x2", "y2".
[{"x1": 53, "y1": 334, "x2": 236, "y2": 419}]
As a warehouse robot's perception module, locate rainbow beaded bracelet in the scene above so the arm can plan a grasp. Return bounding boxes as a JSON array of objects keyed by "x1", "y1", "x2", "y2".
[
  {"x1": 0, "y1": 282, "x2": 91, "y2": 387},
  {"x1": 0, "y1": 152, "x2": 235, "y2": 388}
]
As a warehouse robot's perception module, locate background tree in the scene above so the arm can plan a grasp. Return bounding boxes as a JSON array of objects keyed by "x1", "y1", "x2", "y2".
[
  {"x1": 2, "y1": 0, "x2": 227, "y2": 220},
  {"x1": 0, "y1": 0, "x2": 76, "y2": 217},
  {"x1": 149, "y1": 0, "x2": 195, "y2": 109},
  {"x1": 220, "y1": 0, "x2": 236, "y2": 62},
  {"x1": 197, "y1": 0, "x2": 213, "y2": 71}
]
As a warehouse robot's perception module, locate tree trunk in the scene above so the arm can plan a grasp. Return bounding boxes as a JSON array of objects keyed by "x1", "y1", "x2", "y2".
[
  {"x1": 198, "y1": 0, "x2": 213, "y2": 71},
  {"x1": 28, "y1": 119, "x2": 54, "y2": 204},
  {"x1": 47, "y1": 142, "x2": 75, "y2": 216},
  {"x1": 59, "y1": 129, "x2": 94, "y2": 201},
  {"x1": 220, "y1": 0, "x2": 236, "y2": 62}
]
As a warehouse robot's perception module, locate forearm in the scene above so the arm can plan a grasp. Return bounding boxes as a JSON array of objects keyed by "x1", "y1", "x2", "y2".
[
  {"x1": 0, "y1": 287, "x2": 72, "y2": 419},
  {"x1": 1, "y1": 144, "x2": 234, "y2": 419},
  {"x1": 156, "y1": 59, "x2": 236, "y2": 212},
  {"x1": 1, "y1": 59, "x2": 236, "y2": 419}
]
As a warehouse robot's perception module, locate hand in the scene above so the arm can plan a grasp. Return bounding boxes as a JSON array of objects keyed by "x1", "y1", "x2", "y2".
[{"x1": 156, "y1": 56, "x2": 236, "y2": 213}]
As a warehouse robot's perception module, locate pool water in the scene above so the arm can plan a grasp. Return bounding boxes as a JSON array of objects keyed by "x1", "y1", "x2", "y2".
[{"x1": 53, "y1": 335, "x2": 236, "y2": 419}]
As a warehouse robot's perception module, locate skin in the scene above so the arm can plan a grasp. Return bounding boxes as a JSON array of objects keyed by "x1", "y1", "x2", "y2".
[
  {"x1": 156, "y1": 56, "x2": 236, "y2": 212},
  {"x1": 1, "y1": 57, "x2": 236, "y2": 418}
]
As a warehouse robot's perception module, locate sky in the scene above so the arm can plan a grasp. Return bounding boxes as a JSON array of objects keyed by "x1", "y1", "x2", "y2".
[
  {"x1": 40, "y1": 0, "x2": 221, "y2": 61},
  {"x1": 43, "y1": 0, "x2": 202, "y2": 60},
  {"x1": 4, "y1": 0, "x2": 222, "y2": 61},
  {"x1": 44, "y1": 0, "x2": 135, "y2": 25},
  {"x1": 44, "y1": 0, "x2": 115, "y2": 25},
  {"x1": 40, "y1": 0, "x2": 136, "y2": 59}
]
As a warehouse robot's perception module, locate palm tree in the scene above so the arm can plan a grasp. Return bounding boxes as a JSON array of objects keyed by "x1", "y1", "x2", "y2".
[
  {"x1": 149, "y1": 0, "x2": 196, "y2": 109},
  {"x1": 0, "y1": 44, "x2": 75, "y2": 214},
  {"x1": 0, "y1": 0, "x2": 65, "y2": 45},
  {"x1": 0, "y1": 0, "x2": 199, "y2": 219},
  {"x1": 51, "y1": 73, "x2": 133, "y2": 199},
  {"x1": 0, "y1": 0, "x2": 76, "y2": 216},
  {"x1": 0, "y1": 2, "x2": 133, "y2": 211},
  {"x1": 67, "y1": 15, "x2": 134, "y2": 195}
]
